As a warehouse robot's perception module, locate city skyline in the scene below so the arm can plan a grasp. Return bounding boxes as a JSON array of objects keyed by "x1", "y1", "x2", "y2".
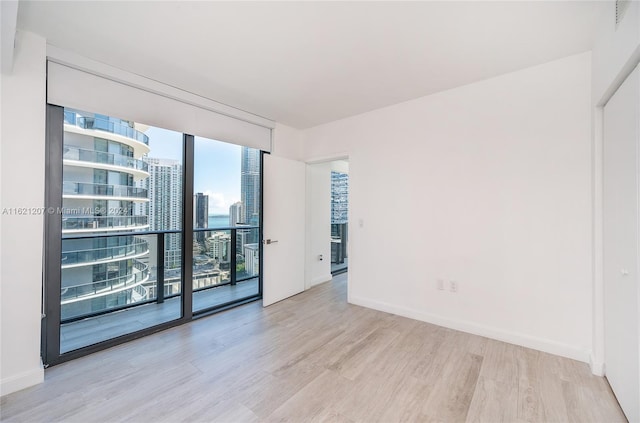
[
  {"x1": 90, "y1": 123, "x2": 246, "y2": 216},
  {"x1": 195, "y1": 136, "x2": 243, "y2": 215},
  {"x1": 60, "y1": 108, "x2": 261, "y2": 322}
]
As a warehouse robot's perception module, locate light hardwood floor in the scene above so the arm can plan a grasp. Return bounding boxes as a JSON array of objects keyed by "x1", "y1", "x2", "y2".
[{"x1": 1, "y1": 273, "x2": 626, "y2": 422}]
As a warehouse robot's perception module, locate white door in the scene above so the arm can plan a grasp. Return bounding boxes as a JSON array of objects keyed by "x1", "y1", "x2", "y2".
[
  {"x1": 604, "y1": 64, "x2": 640, "y2": 423},
  {"x1": 262, "y1": 154, "x2": 306, "y2": 306}
]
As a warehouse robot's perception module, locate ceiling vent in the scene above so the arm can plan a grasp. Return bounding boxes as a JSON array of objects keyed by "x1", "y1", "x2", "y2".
[{"x1": 616, "y1": 0, "x2": 630, "y2": 28}]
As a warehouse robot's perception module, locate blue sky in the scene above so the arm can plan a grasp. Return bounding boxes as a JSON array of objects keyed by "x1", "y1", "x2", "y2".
[{"x1": 146, "y1": 127, "x2": 241, "y2": 215}]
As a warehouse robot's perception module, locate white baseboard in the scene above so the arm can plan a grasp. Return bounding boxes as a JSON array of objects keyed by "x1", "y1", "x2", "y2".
[
  {"x1": 1, "y1": 365, "x2": 44, "y2": 397},
  {"x1": 310, "y1": 274, "x2": 333, "y2": 287},
  {"x1": 590, "y1": 354, "x2": 605, "y2": 376},
  {"x1": 350, "y1": 295, "x2": 591, "y2": 363}
]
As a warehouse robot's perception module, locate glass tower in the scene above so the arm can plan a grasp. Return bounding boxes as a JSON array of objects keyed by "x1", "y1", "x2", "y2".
[{"x1": 241, "y1": 147, "x2": 260, "y2": 226}]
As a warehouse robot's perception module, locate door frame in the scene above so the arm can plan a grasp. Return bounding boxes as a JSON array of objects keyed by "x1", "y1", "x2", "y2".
[
  {"x1": 592, "y1": 57, "x2": 640, "y2": 376},
  {"x1": 600, "y1": 65, "x2": 640, "y2": 421},
  {"x1": 305, "y1": 153, "x2": 351, "y2": 299}
]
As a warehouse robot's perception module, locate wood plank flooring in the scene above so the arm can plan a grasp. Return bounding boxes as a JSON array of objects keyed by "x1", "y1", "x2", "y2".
[{"x1": 1, "y1": 273, "x2": 626, "y2": 422}]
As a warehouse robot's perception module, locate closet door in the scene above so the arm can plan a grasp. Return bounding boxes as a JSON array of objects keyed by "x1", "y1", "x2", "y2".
[{"x1": 603, "y1": 64, "x2": 640, "y2": 423}]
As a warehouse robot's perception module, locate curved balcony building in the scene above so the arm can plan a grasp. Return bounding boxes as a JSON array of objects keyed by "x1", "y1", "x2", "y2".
[
  {"x1": 61, "y1": 236, "x2": 150, "y2": 269},
  {"x1": 61, "y1": 262, "x2": 150, "y2": 305},
  {"x1": 62, "y1": 110, "x2": 150, "y2": 234},
  {"x1": 61, "y1": 108, "x2": 153, "y2": 320},
  {"x1": 64, "y1": 110, "x2": 150, "y2": 155},
  {"x1": 63, "y1": 146, "x2": 150, "y2": 179}
]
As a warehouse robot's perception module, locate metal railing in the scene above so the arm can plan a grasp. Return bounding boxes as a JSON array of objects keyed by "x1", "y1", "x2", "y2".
[
  {"x1": 61, "y1": 262, "x2": 150, "y2": 302},
  {"x1": 64, "y1": 111, "x2": 149, "y2": 145},
  {"x1": 331, "y1": 223, "x2": 348, "y2": 273},
  {"x1": 133, "y1": 284, "x2": 148, "y2": 299},
  {"x1": 63, "y1": 146, "x2": 149, "y2": 172},
  {"x1": 60, "y1": 227, "x2": 260, "y2": 322},
  {"x1": 62, "y1": 215, "x2": 149, "y2": 231},
  {"x1": 194, "y1": 226, "x2": 260, "y2": 281},
  {"x1": 63, "y1": 181, "x2": 148, "y2": 199},
  {"x1": 61, "y1": 237, "x2": 149, "y2": 266}
]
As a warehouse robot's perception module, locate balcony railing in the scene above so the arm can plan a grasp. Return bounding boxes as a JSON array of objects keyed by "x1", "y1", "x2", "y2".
[
  {"x1": 61, "y1": 262, "x2": 150, "y2": 303},
  {"x1": 63, "y1": 181, "x2": 148, "y2": 199},
  {"x1": 331, "y1": 223, "x2": 348, "y2": 274},
  {"x1": 64, "y1": 111, "x2": 149, "y2": 145},
  {"x1": 62, "y1": 237, "x2": 149, "y2": 266},
  {"x1": 62, "y1": 215, "x2": 149, "y2": 231},
  {"x1": 132, "y1": 284, "x2": 149, "y2": 301},
  {"x1": 63, "y1": 146, "x2": 149, "y2": 173},
  {"x1": 60, "y1": 227, "x2": 260, "y2": 323}
]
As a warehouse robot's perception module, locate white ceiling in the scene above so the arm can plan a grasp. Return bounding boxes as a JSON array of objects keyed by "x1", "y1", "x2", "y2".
[{"x1": 18, "y1": 1, "x2": 606, "y2": 129}]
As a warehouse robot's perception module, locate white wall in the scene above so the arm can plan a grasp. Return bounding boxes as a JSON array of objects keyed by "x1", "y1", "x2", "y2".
[
  {"x1": 305, "y1": 162, "x2": 332, "y2": 288},
  {"x1": 272, "y1": 122, "x2": 302, "y2": 161},
  {"x1": 302, "y1": 52, "x2": 593, "y2": 362},
  {"x1": 331, "y1": 160, "x2": 349, "y2": 175},
  {"x1": 0, "y1": 31, "x2": 46, "y2": 395}
]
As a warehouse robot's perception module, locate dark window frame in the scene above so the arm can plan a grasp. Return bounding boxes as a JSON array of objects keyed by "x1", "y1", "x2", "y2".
[{"x1": 42, "y1": 104, "x2": 264, "y2": 366}]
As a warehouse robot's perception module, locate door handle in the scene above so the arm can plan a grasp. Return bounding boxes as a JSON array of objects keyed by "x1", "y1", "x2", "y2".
[{"x1": 263, "y1": 239, "x2": 279, "y2": 245}]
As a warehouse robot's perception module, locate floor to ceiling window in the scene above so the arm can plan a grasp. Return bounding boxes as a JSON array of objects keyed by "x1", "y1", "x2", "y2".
[
  {"x1": 43, "y1": 106, "x2": 263, "y2": 365},
  {"x1": 191, "y1": 137, "x2": 260, "y2": 313}
]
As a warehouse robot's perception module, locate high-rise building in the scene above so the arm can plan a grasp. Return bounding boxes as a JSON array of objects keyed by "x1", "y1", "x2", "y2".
[
  {"x1": 144, "y1": 158, "x2": 182, "y2": 230},
  {"x1": 331, "y1": 171, "x2": 349, "y2": 224},
  {"x1": 243, "y1": 243, "x2": 260, "y2": 277},
  {"x1": 194, "y1": 192, "x2": 209, "y2": 242},
  {"x1": 229, "y1": 201, "x2": 244, "y2": 226},
  {"x1": 208, "y1": 232, "x2": 231, "y2": 266},
  {"x1": 61, "y1": 109, "x2": 151, "y2": 319},
  {"x1": 241, "y1": 147, "x2": 260, "y2": 226},
  {"x1": 141, "y1": 158, "x2": 183, "y2": 269},
  {"x1": 235, "y1": 229, "x2": 251, "y2": 264},
  {"x1": 229, "y1": 200, "x2": 247, "y2": 254}
]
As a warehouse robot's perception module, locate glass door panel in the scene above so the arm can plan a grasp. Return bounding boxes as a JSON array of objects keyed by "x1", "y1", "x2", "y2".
[
  {"x1": 58, "y1": 108, "x2": 184, "y2": 354},
  {"x1": 191, "y1": 137, "x2": 260, "y2": 313}
]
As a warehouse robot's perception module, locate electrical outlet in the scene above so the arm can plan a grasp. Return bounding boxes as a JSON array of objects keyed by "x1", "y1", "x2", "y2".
[
  {"x1": 437, "y1": 279, "x2": 444, "y2": 290},
  {"x1": 450, "y1": 280, "x2": 458, "y2": 292}
]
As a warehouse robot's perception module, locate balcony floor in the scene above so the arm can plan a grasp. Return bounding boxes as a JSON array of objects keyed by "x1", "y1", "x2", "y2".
[
  {"x1": 331, "y1": 257, "x2": 348, "y2": 274},
  {"x1": 60, "y1": 278, "x2": 259, "y2": 353}
]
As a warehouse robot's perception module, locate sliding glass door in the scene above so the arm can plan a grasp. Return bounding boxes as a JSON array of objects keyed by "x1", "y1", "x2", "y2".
[
  {"x1": 191, "y1": 137, "x2": 260, "y2": 313},
  {"x1": 43, "y1": 105, "x2": 262, "y2": 365}
]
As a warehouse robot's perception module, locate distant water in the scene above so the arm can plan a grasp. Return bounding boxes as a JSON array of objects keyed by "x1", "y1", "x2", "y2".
[{"x1": 208, "y1": 215, "x2": 230, "y2": 228}]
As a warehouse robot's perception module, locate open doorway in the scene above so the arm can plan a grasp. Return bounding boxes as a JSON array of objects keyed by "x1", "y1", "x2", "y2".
[
  {"x1": 330, "y1": 161, "x2": 349, "y2": 275},
  {"x1": 305, "y1": 158, "x2": 349, "y2": 289}
]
